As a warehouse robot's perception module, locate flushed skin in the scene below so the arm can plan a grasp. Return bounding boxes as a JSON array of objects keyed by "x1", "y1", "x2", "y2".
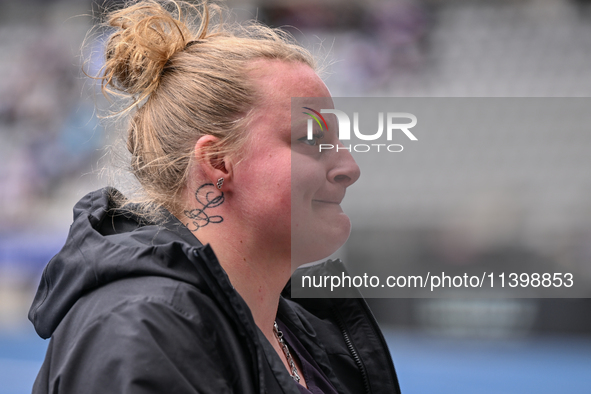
[{"x1": 29, "y1": 188, "x2": 400, "y2": 394}]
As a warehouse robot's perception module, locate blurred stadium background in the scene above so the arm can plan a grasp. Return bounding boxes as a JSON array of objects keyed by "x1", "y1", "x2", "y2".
[{"x1": 1, "y1": 0, "x2": 591, "y2": 393}]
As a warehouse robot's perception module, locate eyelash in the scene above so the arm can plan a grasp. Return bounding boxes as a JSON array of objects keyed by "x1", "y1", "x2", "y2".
[{"x1": 298, "y1": 131, "x2": 324, "y2": 146}]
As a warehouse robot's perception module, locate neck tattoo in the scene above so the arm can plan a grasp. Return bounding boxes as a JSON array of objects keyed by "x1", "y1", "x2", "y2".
[{"x1": 273, "y1": 321, "x2": 301, "y2": 383}]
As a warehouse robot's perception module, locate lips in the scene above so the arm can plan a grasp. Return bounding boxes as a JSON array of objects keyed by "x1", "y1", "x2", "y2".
[
  {"x1": 312, "y1": 199, "x2": 341, "y2": 204},
  {"x1": 312, "y1": 191, "x2": 345, "y2": 205}
]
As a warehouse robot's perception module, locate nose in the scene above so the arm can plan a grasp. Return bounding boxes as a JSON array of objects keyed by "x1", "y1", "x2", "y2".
[{"x1": 328, "y1": 144, "x2": 361, "y2": 188}]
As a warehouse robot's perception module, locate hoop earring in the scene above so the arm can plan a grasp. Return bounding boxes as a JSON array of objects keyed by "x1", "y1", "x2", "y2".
[{"x1": 216, "y1": 178, "x2": 224, "y2": 190}]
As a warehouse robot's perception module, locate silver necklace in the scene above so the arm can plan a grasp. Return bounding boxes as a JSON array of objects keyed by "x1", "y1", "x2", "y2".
[{"x1": 273, "y1": 320, "x2": 301, "y2": 383}]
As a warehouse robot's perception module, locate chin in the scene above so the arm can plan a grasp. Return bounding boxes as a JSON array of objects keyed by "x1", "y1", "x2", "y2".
[{"x1": 291, "y1": 217, "x2": 352, "y2": 267}]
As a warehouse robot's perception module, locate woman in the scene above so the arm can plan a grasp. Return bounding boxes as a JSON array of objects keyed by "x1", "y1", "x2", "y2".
[{"x1": 29, "y1": 1, "x2": 400, "y2": 393}]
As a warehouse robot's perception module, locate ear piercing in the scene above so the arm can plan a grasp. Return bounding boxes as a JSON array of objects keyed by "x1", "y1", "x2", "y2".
[{"x1": 216, "y1": 178, "x2": 224, "y2": 189}]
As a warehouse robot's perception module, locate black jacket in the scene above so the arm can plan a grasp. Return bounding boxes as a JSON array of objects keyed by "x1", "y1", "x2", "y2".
[{"x1": 29, "y1": 188, "x2": 400, "y2": 394}]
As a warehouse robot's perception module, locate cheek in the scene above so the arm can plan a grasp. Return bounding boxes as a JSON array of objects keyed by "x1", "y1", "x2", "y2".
[
  {"x1": 290, "y1": 163, "x2": 327, "y2": 233},
  {"x1": 290, "y1": 158, "x2": 324, "y2": 206},
  {"x1": 234, "y1": 153, "x2": 293, "y2": 220}
]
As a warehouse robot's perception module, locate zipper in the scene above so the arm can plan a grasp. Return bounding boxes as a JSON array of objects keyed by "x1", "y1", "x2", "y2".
[
  {"x1": 356, "y1": 299, "x2": 401, "y2": 394},
  {"x1": 332, "y1": 306, "x2": 372, "y2": 394}
]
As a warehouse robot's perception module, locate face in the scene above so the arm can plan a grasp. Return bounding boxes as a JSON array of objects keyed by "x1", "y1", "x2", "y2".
[{"x1": 229, "y1": 60, "x2": 360, "y2": 269}]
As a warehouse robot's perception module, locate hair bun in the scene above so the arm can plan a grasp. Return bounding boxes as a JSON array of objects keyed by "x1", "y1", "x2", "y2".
[{"x1": 102, "y1": 1, "x2": 192, "y2": 99}]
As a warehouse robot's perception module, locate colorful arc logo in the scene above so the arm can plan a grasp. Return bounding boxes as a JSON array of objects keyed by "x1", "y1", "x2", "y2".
[{"x1": 302, "y1": 107, "x2": 328, "y2": 132}]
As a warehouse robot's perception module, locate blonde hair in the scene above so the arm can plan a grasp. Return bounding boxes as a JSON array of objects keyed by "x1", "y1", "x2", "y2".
[{"x1": 95, "y1": 0, "x2": 315, "y2": 218}]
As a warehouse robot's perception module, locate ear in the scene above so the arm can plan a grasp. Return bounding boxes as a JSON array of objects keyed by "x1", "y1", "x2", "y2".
[{"x1": 193, "y1": 135, "x2": 234, "y2": 191}]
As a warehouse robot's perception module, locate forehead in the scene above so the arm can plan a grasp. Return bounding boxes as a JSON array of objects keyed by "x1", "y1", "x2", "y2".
[
  {"x1": 247, "y1": 60, "x2": 333, "y2": 130},
  {"x1": 249, "y1": 59, "x2": 330, "y2": 107}
]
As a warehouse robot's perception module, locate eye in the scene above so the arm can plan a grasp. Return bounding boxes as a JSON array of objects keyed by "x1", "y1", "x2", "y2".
[{"x1": 298, "y1": 131, "x2": 324, "y2": 146}]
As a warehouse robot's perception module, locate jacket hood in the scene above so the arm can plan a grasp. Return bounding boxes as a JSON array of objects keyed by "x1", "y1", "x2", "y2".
[{"x1": 29, "y1": 187, "x2": 206, "y2": 339}]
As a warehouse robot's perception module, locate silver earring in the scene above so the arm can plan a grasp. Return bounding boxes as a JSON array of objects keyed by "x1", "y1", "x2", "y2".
[{"x1": 216, "y1": 177, "x2": 224, "y2": 189}]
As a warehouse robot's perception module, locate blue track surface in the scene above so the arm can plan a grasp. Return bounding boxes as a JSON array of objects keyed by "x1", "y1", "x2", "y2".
[
  {"x1": 385, "y1": 331, "x2": 591, "y2": 394},
  {"x1": 1, "y1": 327, "x2": 590, "y2": 394},
  {"x1": 0, "y1": 325, "x2": 48, "y2": 394}
]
